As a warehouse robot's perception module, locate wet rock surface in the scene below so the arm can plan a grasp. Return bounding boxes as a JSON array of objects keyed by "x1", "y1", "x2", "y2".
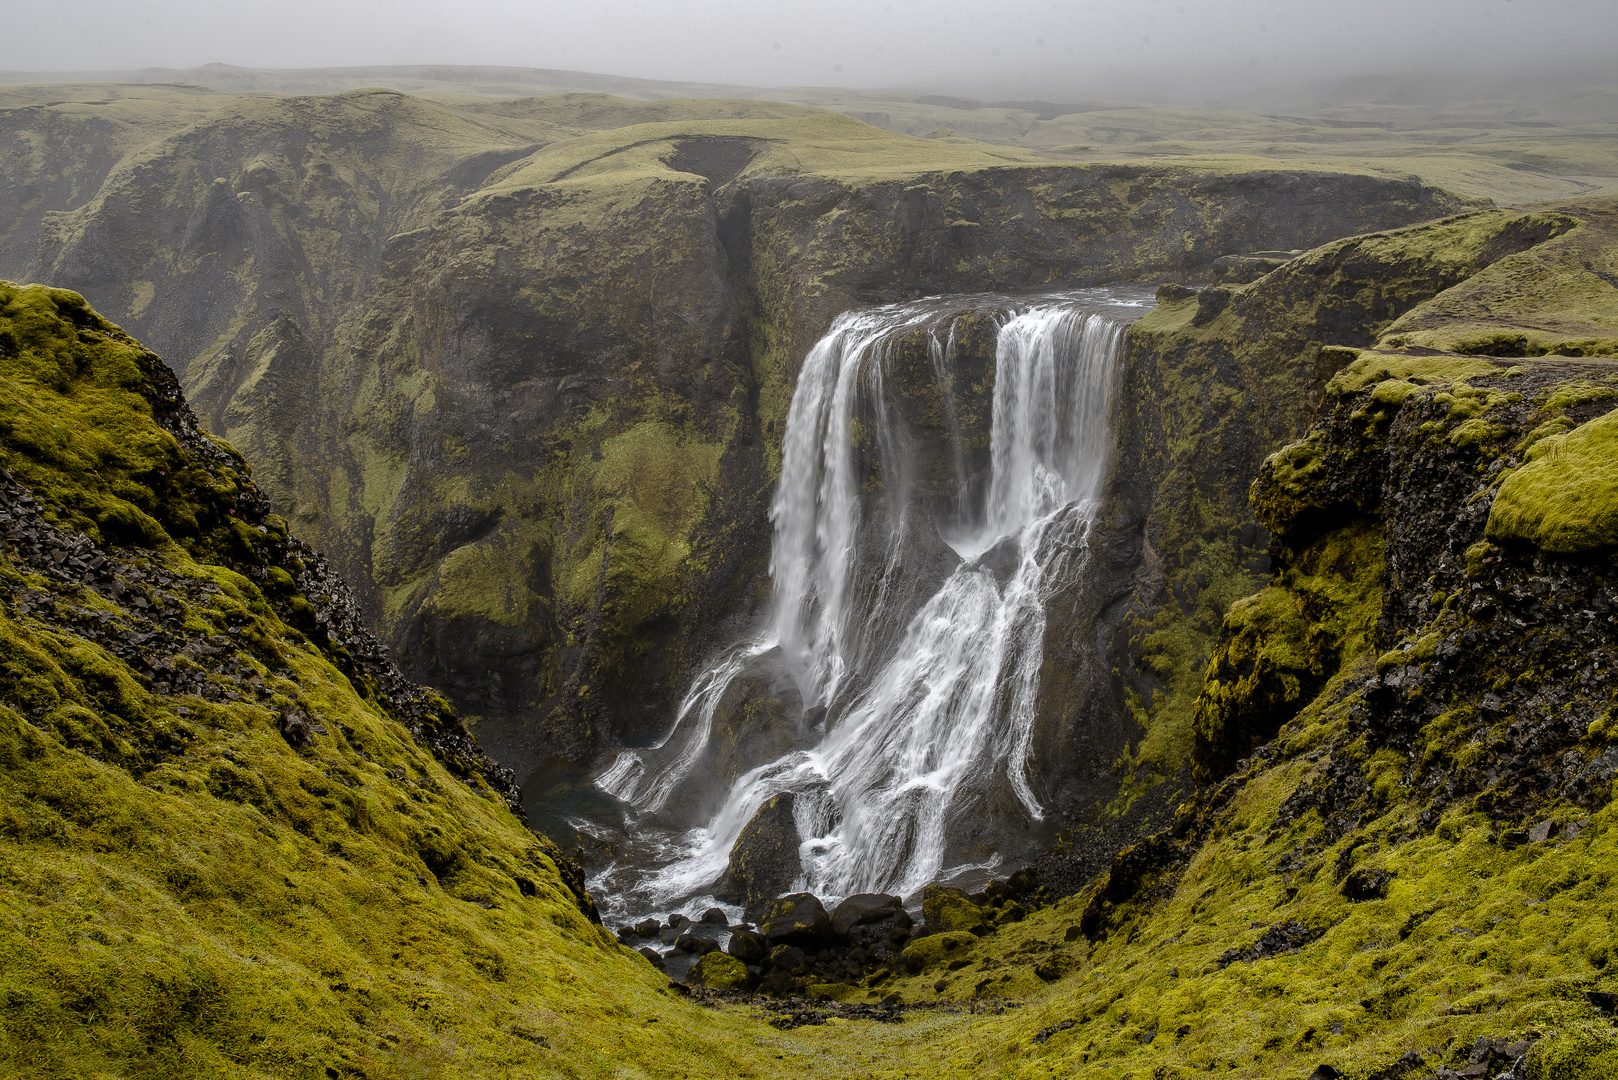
[
  {"x1": 681, "y1": 870, "x2": 1044, "y2": 997},
  {"x1": 724, "y1": 792, "x2": 802, "y2": 911}
]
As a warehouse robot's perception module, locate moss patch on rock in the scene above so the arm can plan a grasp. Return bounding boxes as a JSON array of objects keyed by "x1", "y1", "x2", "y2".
[{"x1": 1488, "y1": 407, "x2": 1618, "y2": 553}]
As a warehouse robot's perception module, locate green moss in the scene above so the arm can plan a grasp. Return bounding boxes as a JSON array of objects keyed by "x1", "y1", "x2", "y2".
[
  {"x1": 900, "y1": 931, "x2": 981, "y2": 974},
  {"x1": 1487, "y1": 408, "x2": 1618, "y2": 553},
  {"x1": 690, "y1": 952, "x2": 750, "y2": 991},
  {"x1": 923, "y1": 886, "x2": 991, "y2": 935},
  {"x1": 1531, "y1": 1024, "x2": 1618, "y2": 1080},
  {"x1": 1541, "y1": 379, "x2": 1618, "y2": 412},
  {"x1": 1192, "y1": 519, "x2": 1384, "y2": 780}
]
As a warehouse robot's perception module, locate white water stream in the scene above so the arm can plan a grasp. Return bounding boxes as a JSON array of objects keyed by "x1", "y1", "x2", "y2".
[{"x1": 590, "y1": 288, "x2": 1147, "y2": 916}]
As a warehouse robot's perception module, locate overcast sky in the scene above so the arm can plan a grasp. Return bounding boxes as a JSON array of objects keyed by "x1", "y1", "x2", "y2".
[{"x1": 3, "y1": 0, "x2": 1613, "y2": 98}]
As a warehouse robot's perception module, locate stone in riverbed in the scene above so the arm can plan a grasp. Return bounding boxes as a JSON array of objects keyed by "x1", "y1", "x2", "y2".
[
  {"x1": 759, "y1": 892, "x2": 836, "y2": 948},
  {"x1": 725, "y1": 793, "x2": 802, "y2": 913},
  {"x1": 674, "y1": 933, "x2": 719, "y2": 955},
  {"x1": 727, "y1": 928, "x2": 768, "y2": 964},
  {"x1": 831, "y1": 893, "x2": 904, "y2": 937},
  {"x1": 701, "y1": 907, "x2": 729, "y2": 925},
  {"x1": 637, "y1": 947, "x2": 665, "y2": 970}
]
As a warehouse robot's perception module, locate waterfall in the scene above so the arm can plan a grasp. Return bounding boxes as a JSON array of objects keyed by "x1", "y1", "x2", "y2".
[{"x1": 595, "y1": 288, "x2": 1146, "y2": 908}]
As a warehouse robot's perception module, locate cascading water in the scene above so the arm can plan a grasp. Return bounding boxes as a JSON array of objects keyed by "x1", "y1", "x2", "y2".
[{"x1": 587, "y1": 287, "x2": 1150, "y2": 921}]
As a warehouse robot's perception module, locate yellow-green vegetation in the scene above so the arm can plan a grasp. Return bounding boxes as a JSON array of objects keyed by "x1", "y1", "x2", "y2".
[
  {"x1": 0, "y1": 281, "x2": 816, "y2": 1078},
  {"x1": 1192, "y1": 520, "x2": 1384, "y2": 780},
  {"x1": 1488, "y1": 407, "x2": 1618, "y2": 553},
  {"x1": 850, "y1": 737, "x2": 1618, "y2": 1079},
  {"x1": 1378, "y1": 202, "x2": 1618, "y2": 359}
]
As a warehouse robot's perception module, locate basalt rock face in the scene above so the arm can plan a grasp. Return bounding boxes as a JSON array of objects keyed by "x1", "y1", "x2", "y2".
[
  {"x1": 1071, "y1": 204, "x2": 1596, "y2": 815},
  {"x1": 0, "y1": 86, "x2": 1476, "y2": 776}
]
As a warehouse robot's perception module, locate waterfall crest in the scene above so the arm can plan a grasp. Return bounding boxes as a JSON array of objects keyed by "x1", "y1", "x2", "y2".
[{"x1": 595, "y1": 288, "x2": 1147, "y2": 911}]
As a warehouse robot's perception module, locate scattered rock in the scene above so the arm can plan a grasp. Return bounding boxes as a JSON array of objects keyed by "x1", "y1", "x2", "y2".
[
  {"x1": 831, "y1": 893, "x2": 903, "y2": 937},
  {"x1": 1342, "y1": 867, "x2": 1393, "y2": 901},
  {"x1": 279, "y1": 708, "x2": 312, "y2": 747},
  {"x1": 726, "y1": 929, "x2": 768, "y2": 965},
  {"x1": 637, "y1": 947, "x2": 665, "y2": 970},
  {"x1": 1216, "y1": 921, "x2": 1326, "y2": 968},
  {"x1": 1033, "y1": 952, "x2": 1077, "y2": 982}
]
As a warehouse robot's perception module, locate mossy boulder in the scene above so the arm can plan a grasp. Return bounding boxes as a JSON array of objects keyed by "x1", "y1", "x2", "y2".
[
  {"x1": 758, "y1": 892, "x2": 835, "y2": 948},
  {"x1": 688, "y1": 951, "x2": 751, "y2": 991},
  {"x1": 899, "y1": 930, "x2": 978, "y2": 974},
  {"x1": 921, "y1": 884, "x2": 990, "y2": 935},
  {"x1": 726, "y1": 792, "x2": 801, "y2": 912}
]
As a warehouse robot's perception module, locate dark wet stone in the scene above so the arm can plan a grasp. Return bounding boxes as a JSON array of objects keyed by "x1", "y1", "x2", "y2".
[
  {"x1": 830, "y1": 893, "x2": 902, "y2": 938},
  {"x1": 759, "y1": 892, "x2": 835, "y2": 948}
]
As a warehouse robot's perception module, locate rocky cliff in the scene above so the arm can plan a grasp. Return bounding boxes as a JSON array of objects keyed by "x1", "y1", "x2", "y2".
[
  {"x1": 0, "y1": 84, "x2": 1476, "y2": 780},
  {"x1": 697, "y1": 195, "x2": 1618, "y2": 1078}
]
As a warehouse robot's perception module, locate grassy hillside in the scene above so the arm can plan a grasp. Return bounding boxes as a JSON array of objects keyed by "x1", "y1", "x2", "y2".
[
  {"x1": 5, "y1": 65, "x2": 1613, "y2": 204},
  {"x1": 0, "y1": 280, "x2": 804, "y2": 1079}
]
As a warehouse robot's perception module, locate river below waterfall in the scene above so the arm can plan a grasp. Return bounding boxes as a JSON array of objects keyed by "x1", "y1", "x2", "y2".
[{"x1": 524, "y1": 286, "x2": 1154, "y2": 932}]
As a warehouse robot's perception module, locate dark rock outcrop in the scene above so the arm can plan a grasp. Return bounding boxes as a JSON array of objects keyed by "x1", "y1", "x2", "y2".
[{"x1": 725, "y1": 793, "x2": 801, "y2": 911}]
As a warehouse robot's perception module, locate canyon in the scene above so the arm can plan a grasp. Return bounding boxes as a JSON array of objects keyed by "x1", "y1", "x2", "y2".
[{"x1": 0, "y1": 70, "x2": 1616, "y2": 1079}]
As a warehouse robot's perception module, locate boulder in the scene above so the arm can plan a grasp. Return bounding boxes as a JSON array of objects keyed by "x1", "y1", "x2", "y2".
[
  {"x1": 725, "y1": 794, "x2": 802, "y2": 911},
  {"x1": 1034, "y1": 951, "x2": 1076, "y2": 982},
  {"x1": 726, "y1": 928, "x2": 768, "y2": 964},
  {"x1": 633, "y1": 917, "x2": 661, "y2": 938},
  {"x1": 922, "y1": 884, "x2": 990, "y2": 935},
  {"x1": 700, "y1": 907, "x2": 729, "y2": 925},
  {"x1": 900, "y1": 930, "x2": 978, "y2": 974},
  {"x1": 687, "y1": 951, "x2": 750, "y2": 991},
  {"x1": 767, "y1": 944, "x2": 808, "y2": 974},
  {"x1": 830, "y1": 893, "x2": 903, "y2": 938},
  {"x1": 637, "y1": 947, "x2": 665, "y2": 970},
  {"x1": 1341, "y1": 867, "x2": 1392, "y2": 901},
  {"x1": 674, "y1": 933, "x2": 719, "y2": 955},
  {"x1": 759, "y1": 892, "x2": 836, "y2": 948}
]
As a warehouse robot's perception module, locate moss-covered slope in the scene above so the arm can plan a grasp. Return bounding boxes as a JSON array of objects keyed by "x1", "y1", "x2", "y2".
[{"x1": 0, "y1": 281, "x2": 810, "y2": 1078}]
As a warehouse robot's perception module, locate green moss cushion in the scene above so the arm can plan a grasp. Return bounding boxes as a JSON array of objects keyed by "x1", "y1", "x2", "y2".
[{"x1": 1488, "y1": 407, "x2": 1618, "y2": 553}]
